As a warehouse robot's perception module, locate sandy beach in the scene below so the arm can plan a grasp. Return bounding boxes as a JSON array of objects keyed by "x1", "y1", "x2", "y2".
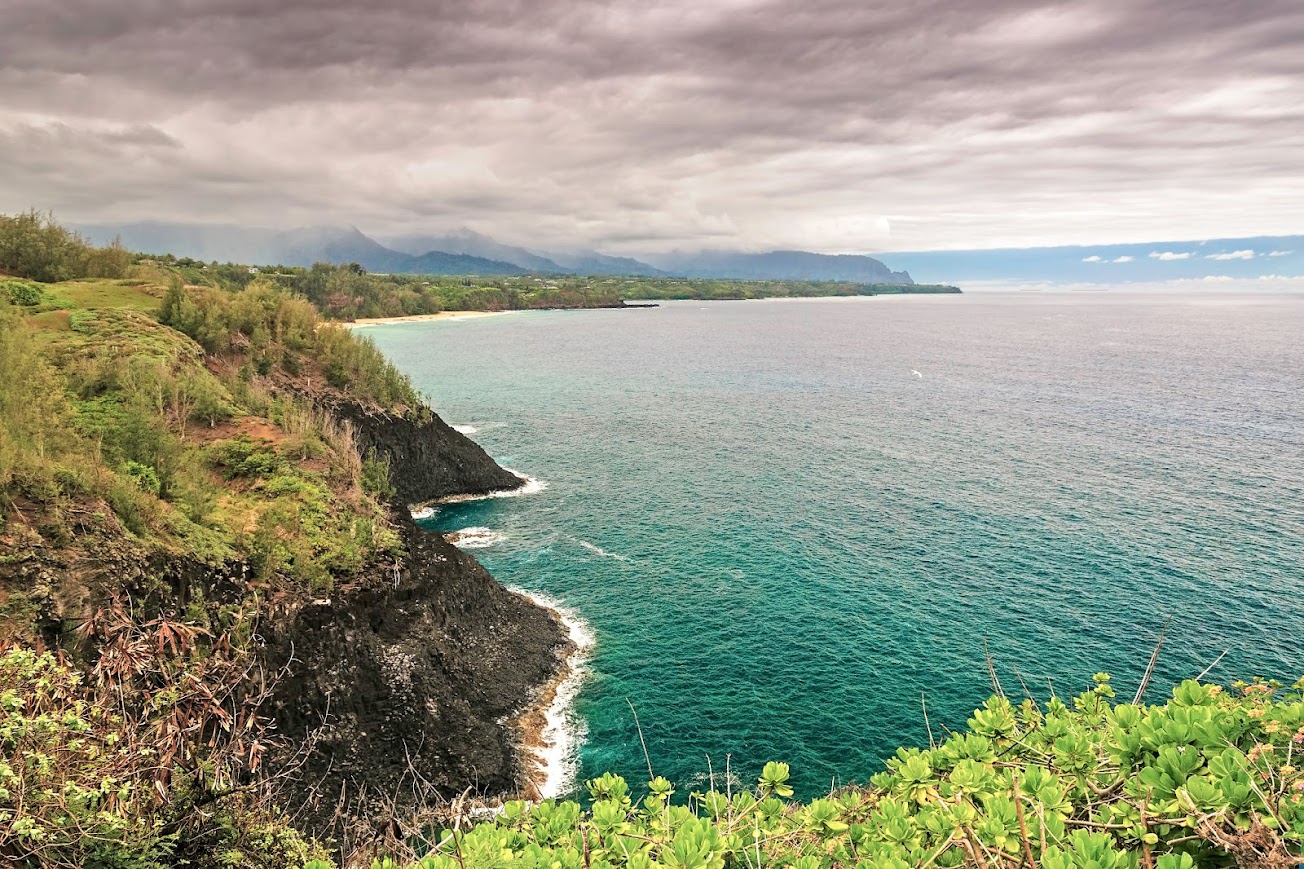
[{"x1": 340, "y1": 310, "x2": 510, "y2": 328}]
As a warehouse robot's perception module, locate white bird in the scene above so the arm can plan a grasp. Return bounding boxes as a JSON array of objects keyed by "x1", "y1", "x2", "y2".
[{"x1": 911, "y1": 369, "x2": 923, "y2": 378}]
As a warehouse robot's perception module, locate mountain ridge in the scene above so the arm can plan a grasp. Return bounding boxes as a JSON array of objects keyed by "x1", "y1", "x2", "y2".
[{"x1": 77, "y1": 221, "x2": 914, "y2": 282}]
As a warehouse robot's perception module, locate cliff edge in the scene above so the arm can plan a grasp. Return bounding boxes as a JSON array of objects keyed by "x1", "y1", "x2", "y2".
[{"x1": 266, "y1": 397, "x2": 569, "y2": 838}]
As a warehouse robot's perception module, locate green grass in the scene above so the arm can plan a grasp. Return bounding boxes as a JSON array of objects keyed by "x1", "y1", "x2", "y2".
[{"x1": 53, "y1": 275, "x2": 165, "y2": 312}]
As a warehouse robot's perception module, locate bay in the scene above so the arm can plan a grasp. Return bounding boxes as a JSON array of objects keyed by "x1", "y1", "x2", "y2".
[{"x1": 365, "y1": 293, "x2": 1304, "y2": 799}]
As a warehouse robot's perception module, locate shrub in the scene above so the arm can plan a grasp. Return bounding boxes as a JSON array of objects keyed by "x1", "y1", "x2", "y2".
[
  {"x1": 360, "y1": 450, "x2": 395, "y2": 501},
  {"x1": 123, "y1": 459, "x2": 161, "y2": 495},
  {"x1": 207, "y1": 435, "x2": 282, "y2": 480},
  {"x1": 357, "y1": 675, "x2": 1304, "y2": 869},
  {"x1": 1, "y1": 279, "x2": 42, "y2": 306}
]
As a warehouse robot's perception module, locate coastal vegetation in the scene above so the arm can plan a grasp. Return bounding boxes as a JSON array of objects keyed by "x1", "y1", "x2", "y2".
[
  {"x1": 145, "y1": 255, "x2": 960, "y2": 321},
  {"x1": 1, "y1": 214, "x2": 1298, "y2": 867},
  {"x1": 3, "y1": 650, "x2": 1301, "y2": 866}
]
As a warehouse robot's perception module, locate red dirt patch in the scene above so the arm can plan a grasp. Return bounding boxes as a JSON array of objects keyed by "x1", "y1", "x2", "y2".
[{"x1": 191, "y1": 415, "x2": 287, "y2": 447}]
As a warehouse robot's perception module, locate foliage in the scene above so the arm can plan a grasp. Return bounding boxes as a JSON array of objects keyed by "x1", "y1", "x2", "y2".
[
  {"x1": 0, "y1": 210, "x2": 130, "y2": 283},
  {"x1": 158, "y1": 276, "x2": 423, "y2": 410},
  {"x1": 349, "y1": 675, "x2": 1303, "y2": 869},
  {"x1": 1, "y1": 279, "x2": 43, "y2": 306},
  {"x1": 0, "y1": 624, "x2": 322, "y2": 868},
  {"x1": 207, "y1": 435, "x2": 283, "y2": 480}
]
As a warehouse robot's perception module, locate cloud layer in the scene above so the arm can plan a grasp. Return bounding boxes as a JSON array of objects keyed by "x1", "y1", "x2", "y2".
[{"x1": 1, "y1": 0, "x2": 1302, "y2": 253}]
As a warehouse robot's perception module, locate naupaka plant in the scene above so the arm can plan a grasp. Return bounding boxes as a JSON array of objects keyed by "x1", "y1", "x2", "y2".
[{"x1": 356, "y1": 673, "x2": 1303, "y2": 869}]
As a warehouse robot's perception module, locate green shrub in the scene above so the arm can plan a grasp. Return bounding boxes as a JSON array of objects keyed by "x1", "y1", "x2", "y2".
[
  {"x1": 123, "y1": 459, "x2": 161, "y2": 495},
  {"x1": 1, "y1": 279, "x2": 42, "y2": 306},
  {"x1": 361, "y1": 450, "x2": 395, "y2": 501},
  {"x1": 357, "y1": 675, "x2": 1304, "y2": 869},
  {"x1": 208, "y1": 435, "x2": 282, "y2": 479}
]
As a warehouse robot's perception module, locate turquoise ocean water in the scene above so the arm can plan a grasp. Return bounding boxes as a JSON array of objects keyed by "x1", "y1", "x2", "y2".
[{"x1": 365, "y1": 294, "x2": 1304, "y2": 799}]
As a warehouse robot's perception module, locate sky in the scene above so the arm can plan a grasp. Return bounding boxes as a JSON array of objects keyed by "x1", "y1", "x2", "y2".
[{"x1": 1, "y1": 0, "x2": 1301, "y2": 255}]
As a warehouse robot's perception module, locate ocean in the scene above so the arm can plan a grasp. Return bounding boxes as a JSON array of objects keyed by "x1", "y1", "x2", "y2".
[{"x1": 364, "y1": 293, "x2": 1304, "y2": 800}]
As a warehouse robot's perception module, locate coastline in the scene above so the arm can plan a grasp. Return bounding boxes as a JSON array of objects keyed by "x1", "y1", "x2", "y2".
[
  {"x1": 508, "y1": 590, "x2": 594, "y2": 801},
  {"x1": 408, "y1": 470, "x2": 589, "y2": 801},
  {"x1": 340, "y1": 310, "x2": 511, "y2": 328}
]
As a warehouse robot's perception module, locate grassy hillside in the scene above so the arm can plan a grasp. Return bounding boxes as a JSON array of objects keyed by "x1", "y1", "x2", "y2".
[{"x1": 2, "y1": 268, "x2": 416, "y2": 590}]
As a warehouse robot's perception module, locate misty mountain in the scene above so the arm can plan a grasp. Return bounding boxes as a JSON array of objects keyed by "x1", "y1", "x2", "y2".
[
  {"x1": 80, "y1": 220, "x2": 949, "y2": 282},
  {"x1": 647, "y1": 250, "x2": 913, "y2": 283},
  {"x1": 546, "y1": 251, "x2": 667, "y2": 277},
  {"x1": 379, "y1": 229, "x2": 569, "y2": 273},
  {"x1": 79, "y1": 222, "x2": 530, "y2": 276}
]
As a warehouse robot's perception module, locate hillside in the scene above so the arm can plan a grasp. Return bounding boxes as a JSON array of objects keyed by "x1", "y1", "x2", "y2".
[{"x1": 0, "y1": 212, "x2": 571, "y2": 863}]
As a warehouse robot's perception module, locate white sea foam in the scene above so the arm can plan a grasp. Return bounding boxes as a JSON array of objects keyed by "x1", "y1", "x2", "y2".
[
  {"x1": 444, "y1": 527, "x2": 505, "y2": 549},
  {"x1": 578, "y1": 540, "x2": 630, "y2": 562},
  {"x1": 508, "y1": 589, "x2": 595, "y2": 800},
  {"x1": 452, "y1": 424, "x2": 479, "y2": 435},
  {"x1": 409, "y1": 506, "x2": 436, "y2": 520},
  {"x1": 436, "y1": 470, "x2": 548, "y2": 504}
]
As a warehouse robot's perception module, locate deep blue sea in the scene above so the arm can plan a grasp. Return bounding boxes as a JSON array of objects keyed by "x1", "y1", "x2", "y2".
[{"x1": 365, "y1": 293, "x2": 1304, "y2": 799}]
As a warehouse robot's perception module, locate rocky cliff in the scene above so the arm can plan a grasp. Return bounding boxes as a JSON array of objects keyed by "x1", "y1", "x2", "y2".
[
  {"x1": 322, "y1": 396, "x2": 524, "y2": 506},
  {"x1": 264, "y1": 400, "x2": 569, "y2": 837},
  {"x1": 0, "y1": 396, "x2": 569, "y2": 843},
  {"x1": 267, "y1": 514, "x2": 568, "y2": 837}
]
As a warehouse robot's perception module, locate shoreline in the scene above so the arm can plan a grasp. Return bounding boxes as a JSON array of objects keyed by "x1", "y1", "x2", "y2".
[
  {"x1": 340, "y1": 310, "x2": 511, "y2": 328},
  {"x1": 509, "y1": 590, "x2": 595, "y2": 801},
  {"x1": 408, "y1": 470, "x2": 587, "y2": 802}
]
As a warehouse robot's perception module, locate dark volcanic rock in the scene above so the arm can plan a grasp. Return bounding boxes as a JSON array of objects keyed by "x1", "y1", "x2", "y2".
[
  {"x1": 267, "y1": 514, "x2": 568, "y2": 835},
  {"x1": 322, "y1": 397, "x2": 523, "y2": 506},
  {"x1": 258, "y1": 396, "x2": 564, "y2": 837}
]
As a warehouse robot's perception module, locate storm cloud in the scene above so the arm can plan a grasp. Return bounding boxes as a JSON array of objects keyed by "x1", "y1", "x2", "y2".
[{"x1": 1, "y1": 0, "x2": 1301, "y2": 252}]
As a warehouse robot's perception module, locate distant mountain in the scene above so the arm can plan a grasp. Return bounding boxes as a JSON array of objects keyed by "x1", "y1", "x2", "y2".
[
  {"x1": 273, "y1": 226, "x2": 409, "y2": 271},
  {"x1": 81, "y1": 221, "x2": 962, "y2": 282},
  {"x1": 379, "y1": 229, "x2": 570, "y2": 273},
  {"x1": 647, "y1": 250, "x2": 912, "y2": 283},
  {"x1": 78, "y1": 222, "x2": 529, "y2": 276},
  {"x1": 876, "y1": 236, "x2": 1304, "y2": 285},
  {"x1": 546, "y1": 251, "x2": 667, "y2": 277}
]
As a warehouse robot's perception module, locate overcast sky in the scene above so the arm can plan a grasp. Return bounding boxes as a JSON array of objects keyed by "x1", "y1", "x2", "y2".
[{"x1": 1, "y1": 0, "x2": 1301, "y2": 254}]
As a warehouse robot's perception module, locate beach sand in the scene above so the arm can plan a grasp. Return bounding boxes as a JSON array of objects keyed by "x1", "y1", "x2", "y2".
[{"x1": 340, "y1": 310, "x2": 510, "y2": 328}]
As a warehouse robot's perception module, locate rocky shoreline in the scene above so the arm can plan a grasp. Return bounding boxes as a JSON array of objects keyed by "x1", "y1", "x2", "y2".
[{"x1": 264, "y1": 398, "x2": 578, "y2": 834}]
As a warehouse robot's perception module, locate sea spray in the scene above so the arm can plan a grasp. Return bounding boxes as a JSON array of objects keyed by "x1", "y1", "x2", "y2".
[
  {"x1": 433, "y1": 470, "x2": 548, "y2": 505},
  {"x1": 444, "y1": 527, "x2": 505, "y2": 548},
  {"x1": 577, "y1": 540, "x2": 630, "y2": 562},
  {"x1": 509, "y1": 589, "x2": 595, "y2": 800}
]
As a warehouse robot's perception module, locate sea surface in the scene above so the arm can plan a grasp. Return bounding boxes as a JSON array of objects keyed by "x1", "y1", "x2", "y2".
[{"x1": 364, "y1": 293, "x2": 1304, "y2": 800}]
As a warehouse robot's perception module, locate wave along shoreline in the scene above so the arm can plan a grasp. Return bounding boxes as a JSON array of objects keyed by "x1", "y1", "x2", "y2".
[{"x1": 508, "y1": 589, "x2": 595, "y2": 800}]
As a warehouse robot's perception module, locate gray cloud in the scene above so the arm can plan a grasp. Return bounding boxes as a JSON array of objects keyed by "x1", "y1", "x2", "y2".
[{"x1": 1, "y1": 0, "x2": 1301, "y2": 253}]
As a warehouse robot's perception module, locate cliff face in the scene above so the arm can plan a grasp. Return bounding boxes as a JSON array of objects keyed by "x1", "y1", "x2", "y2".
[
  {"x1": 265, "y1": 398, "x2": 568, "y2": 837},
  {"x1": 267, "y1": 516, "x2": 568, "y2": 835},
  {"x1": 320, "y1": 396, "x2": 524, "y2": 506},
  {"x1": 1, "y1": 394, "x2": 568, "y2": 841}
]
